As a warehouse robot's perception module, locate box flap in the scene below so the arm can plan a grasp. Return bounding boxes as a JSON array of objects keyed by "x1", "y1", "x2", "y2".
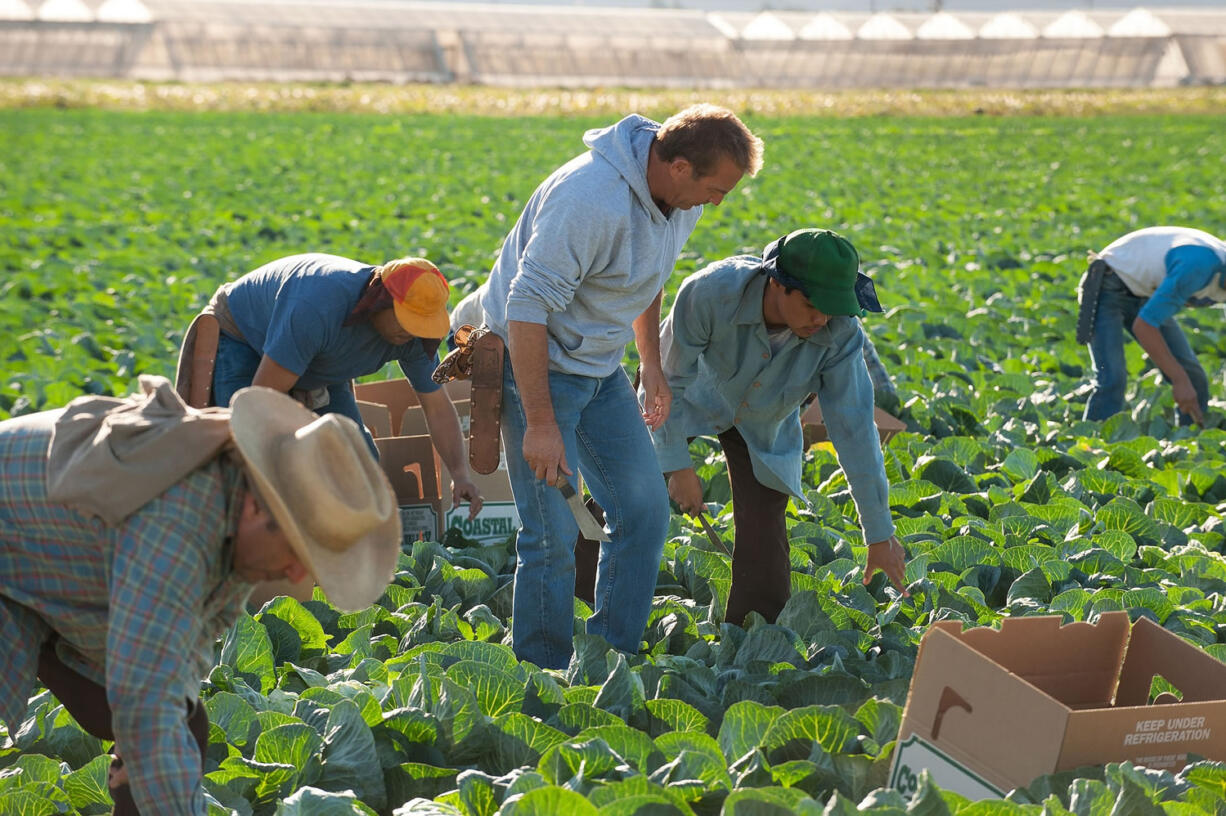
[
  {"x1": 355, "y1": 379, "x2": 422, "y2": 437},
  {"x1": 899, "y1": 625, "x2": 1070, "y2": 790},
  {"x1": 355, "y1": 377, "x2": 472, "y2": 437},
  {"x1": 401, "y1": 405, "x2": 428, "y2": 439},
  {"x1": 374, "y1": 435, "x2": 441, "y2": 501},
  {"x1": 356, "y1": 399, "x2": 392, "y2": 440},
  {"x1": 401, "y1": 399, "x2": 472, "y2": 440},
  {"x1": 1115, "y1": 616, "x2": 1226, "y2": 707},
  {"x1": 949, "y1": 613, "x2": 1130, "y2": 707}
]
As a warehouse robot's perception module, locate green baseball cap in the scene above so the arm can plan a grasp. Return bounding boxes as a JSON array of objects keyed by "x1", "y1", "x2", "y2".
[{"x1": 761, "y1": 228, "x2": 865, "y2": 316}]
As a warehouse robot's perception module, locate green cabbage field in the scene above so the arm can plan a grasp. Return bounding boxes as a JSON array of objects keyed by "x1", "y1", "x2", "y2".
[{"x1": 1, "y1": 95, "x2": 1225, "y2": 815}]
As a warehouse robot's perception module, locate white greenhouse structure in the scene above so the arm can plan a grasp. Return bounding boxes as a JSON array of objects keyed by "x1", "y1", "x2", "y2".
[{"x1": 2, "y1": 0, "x2": 1225, "y2": 88}]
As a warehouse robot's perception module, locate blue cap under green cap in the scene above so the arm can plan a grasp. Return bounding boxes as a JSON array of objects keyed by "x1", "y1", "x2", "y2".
[{"x1": 761, "y1": 228, "x2": 881, "y2": 316}]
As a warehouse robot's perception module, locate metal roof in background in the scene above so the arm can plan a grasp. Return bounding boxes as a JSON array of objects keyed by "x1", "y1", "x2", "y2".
[
  {"x1": 4, "y1": 1, "x2": 1226, "y2": 87},
  {"x1": 36, "y1": 0, "x2": 92, "y2": 20},
  {"x1": 144, "y1": 0, "x2": 725, "y2": 38},
  {"x1": 0, "y1": 0, "x2": 33, "y2": 19}
]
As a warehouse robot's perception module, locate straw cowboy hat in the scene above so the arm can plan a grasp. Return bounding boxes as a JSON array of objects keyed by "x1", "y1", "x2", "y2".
[{"x1": 229, "y1": 386, "x2": 401, "y2": 611}]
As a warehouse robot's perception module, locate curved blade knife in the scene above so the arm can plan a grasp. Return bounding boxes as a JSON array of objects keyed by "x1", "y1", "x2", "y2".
[{"x1": 556, "y1": 475, "x2": 610, "y2": 542}]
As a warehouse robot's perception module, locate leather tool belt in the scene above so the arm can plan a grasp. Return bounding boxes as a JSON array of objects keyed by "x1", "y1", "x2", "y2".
[
  {"x1": 174, "y1": 312, "x2": 220, "y2": 408},
  {"x1": 433, "y1": 325, "x2": 505, "y2": 475},
  {"x1": 1076, "y1": 256, "x2": 1111, "y2": 345}
]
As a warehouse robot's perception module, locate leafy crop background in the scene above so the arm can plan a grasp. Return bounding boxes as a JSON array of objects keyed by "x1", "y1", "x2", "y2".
[{"x1": 1, "y1": 105, "x2": 1225, "y2": 815}]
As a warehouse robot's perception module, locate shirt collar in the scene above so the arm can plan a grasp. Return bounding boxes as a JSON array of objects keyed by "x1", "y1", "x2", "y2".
[{"x1": 734, "y1": 270, "x2": 769, "y2": 326}]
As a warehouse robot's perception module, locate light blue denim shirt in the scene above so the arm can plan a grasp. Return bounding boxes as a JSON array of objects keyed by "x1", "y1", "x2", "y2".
[{"x1": 652, "y1": 255, "x2": 895, "y2": 544}]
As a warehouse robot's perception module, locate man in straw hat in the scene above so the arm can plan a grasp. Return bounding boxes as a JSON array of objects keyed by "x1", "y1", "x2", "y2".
[
  {"x1": 477, "y1": 104, "x2": 763, "y2": 669},
  {"x1": 202, "y1": 252, "x2": 483, "y2": 508},
  {"x1": 0, "y1": 376, "x2": 401, "y2": 814},
  {"x1": 649, "y1": 229, "x2": 912, "y2": 625}
]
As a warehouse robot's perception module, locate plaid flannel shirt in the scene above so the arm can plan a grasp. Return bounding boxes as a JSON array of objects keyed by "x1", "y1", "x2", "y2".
[{"x1": 0, "y1": 410, "x2": 252, "y2": 816}]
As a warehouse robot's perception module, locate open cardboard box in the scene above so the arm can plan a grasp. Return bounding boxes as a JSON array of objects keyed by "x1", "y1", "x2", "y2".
[
  {"x1": 355, "y1": 377, "x2": 516, "y2": 545},
  {"x1": 373, "y1": 433, "x2": 445, "y2": 544},
  {"x1": 355, "y1": 378, "x2": 471, "y2": 437},
  {"x1": 802, "y1": 396, "x2": 906, "y2": 446},
  {"x1": 890, "y1": 612, "x2": 1226, "y2": 800}
]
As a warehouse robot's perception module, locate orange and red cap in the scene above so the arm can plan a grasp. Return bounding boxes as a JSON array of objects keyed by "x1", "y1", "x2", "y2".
[{"x1": 377, "y1": 258, "x2": 450, "y2": 339}]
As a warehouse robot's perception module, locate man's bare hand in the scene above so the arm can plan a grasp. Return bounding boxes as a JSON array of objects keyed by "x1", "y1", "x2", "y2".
[
  {"x1": 639, "y1": 365, "x2": 673, "y2": 430},
  {"x1": 864, "y1": 536, "x2": 910, "y2": 596},
  {"x1": 667, "y1": 468, "x2": 705, "y2": 516},
  {"x1": 522, "y1": 421, "x2": 571, "y2": 485},
  {"x1": 1172, "y1": 379, "x2": 1205, "y2": 426},
  {"x1": 451, "y1": 476, "x2": 485, "y2": 520}
]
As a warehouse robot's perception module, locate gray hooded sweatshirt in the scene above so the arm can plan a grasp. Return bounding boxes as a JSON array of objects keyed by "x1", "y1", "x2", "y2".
[{"x1": 480, "y1": 114, "x2": 703, "y2": 378}]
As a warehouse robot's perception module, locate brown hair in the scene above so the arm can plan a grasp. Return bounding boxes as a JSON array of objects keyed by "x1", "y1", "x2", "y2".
[{"x1": 654, "y1": 104, "x2": 764, "y2": 179}]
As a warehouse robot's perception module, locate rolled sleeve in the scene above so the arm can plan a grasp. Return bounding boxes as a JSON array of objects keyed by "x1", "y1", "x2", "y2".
[
  {"x1": 106, "y1": 486, "x2": 218, "y2": 815},
  {"x1": 398, "y1": 340, "x2": 442, "y2": 395},
  {"x1": 1137, "y1": 245, "x2": 1219, "y2": 327},
  {"x1": 504, "y1": 189, "x2": 601, "y2": 325},
  {"x1": 653, "y1": 283, "x2": 710, "y2": 473},
  {"x1": 815, "y1": 325, "x2": 895, "y2": 545}
]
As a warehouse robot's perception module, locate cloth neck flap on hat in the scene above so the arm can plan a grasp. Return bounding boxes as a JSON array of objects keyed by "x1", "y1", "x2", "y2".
[
  {"x1": 854, "y1": 272, "x2": 884, "y2": 313},
  {"x1": 342, "y1": 270, "x2": 442, "y2": 357},
  {"x1": 46, "y1": 375, "x2": 233, "y2": 526},
  {"x1": 343, "y1": 269, "x2": 394, "y2": 326}
]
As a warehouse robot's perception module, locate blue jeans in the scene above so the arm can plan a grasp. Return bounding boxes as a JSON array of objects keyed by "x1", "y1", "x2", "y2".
[
  {"x1": 1084, "y1": 274, "x2": 1209, "y2": 425},
  {"x1": 212, "y1": 332, "x2": 378, "y2": 456},
  {"x1": 500, "y1": 359, "x2": 669, "y2": 669}
]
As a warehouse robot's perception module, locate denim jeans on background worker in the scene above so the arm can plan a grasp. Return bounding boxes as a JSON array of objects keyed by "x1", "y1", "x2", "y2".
[
  {"x1": 1084, "y1": 273, "x2": 1210, "y2": 425},
  {"x1": 499, "y1": 358, "x2": 668, "y2": 670}
]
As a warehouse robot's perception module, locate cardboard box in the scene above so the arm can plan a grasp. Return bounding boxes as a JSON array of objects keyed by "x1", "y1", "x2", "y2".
[
  {"x1": 374, "y1": 434, "x2": 445, "y2": 544},
  {"x1": 355, "y1": 377, "x2": 516, "y2": 544},
  {"x1": 802, "y1": 397, "x2": 906, "y2": 447},
  {"x1": 439, "y1": 464, "x2": 520, "y2": 545},
  {"x1": 401, "y1": 399, "x2": 472, "y2": 439},
  {"x1": 355, "y1": 399, "x2": 392, "y2": 439},
  {"x1": 890, "y1": 612, "x2": 1226, "y2": 800},
  {"x1": 355, "y1": 378, "x2": 470, "y2": 437}
]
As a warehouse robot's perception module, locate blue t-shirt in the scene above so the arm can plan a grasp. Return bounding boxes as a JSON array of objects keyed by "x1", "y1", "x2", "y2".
[
  {"x1": 1137, "y1": 244, "x2": 1224, "y2": 327},
  {"x1": 225, "y1": 253, "x2": 441, "y2": 393}
]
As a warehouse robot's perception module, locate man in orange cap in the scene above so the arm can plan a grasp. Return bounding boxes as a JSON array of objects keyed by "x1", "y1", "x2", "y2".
[{"x1": 202, "y1": 253, "x2": 482, "y2": 511}]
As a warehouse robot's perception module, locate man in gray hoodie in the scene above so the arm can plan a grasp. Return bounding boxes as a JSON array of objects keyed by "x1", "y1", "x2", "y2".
[{"x1": 480, "y1": 104, "x2": 763, "y2": 669}]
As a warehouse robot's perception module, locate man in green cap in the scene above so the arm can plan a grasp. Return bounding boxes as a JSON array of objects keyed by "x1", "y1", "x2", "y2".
[{"x1": 648, "y1": 228, "x2": 909, "y2": 625}]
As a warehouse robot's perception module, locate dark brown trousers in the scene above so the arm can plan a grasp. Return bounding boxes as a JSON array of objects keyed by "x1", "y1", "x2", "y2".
[
  {"x1": 718, "y1": 426, "x2": 791, "y2": 626},
  {"x1": 574, "y1": 426, "x2": 791, "y2": 627},
  {"x1": 37, "y1": 638, "x2": 209, "y2": 815}
]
